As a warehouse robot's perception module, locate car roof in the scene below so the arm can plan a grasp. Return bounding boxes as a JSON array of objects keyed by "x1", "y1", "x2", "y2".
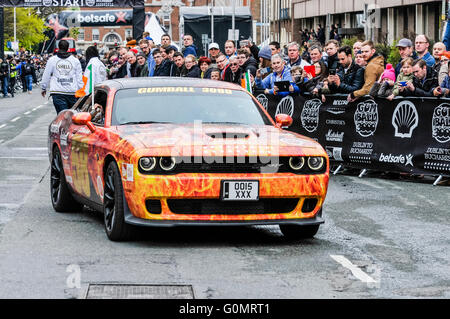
[{"x1": 98, "y1": 77, "x2": 246, "y2": 91}]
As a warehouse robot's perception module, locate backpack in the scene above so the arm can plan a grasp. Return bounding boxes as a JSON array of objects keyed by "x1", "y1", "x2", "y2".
[{"x1": 24, "y1": 63, "x2": 32, "y2": 75}]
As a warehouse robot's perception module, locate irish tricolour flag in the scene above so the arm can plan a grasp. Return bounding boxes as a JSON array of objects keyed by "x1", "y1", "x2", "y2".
[
  {"x1": 241, "y1": 70, "x2": 252, "y2": 93},
  {"x1": 75, "y1": 63, "x2": 94, "y2": 99}
]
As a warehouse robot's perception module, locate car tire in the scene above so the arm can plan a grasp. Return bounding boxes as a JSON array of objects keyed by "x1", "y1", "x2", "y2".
[
  {"x1": 279, "y1": 224, "x2": 320, "y2": 239},
  {"x1": 103, "y1": 161, "x2": 134, "y2": 241},
  {"x1": 50, "y1": 148, "x2": 83, "y2": 212}
]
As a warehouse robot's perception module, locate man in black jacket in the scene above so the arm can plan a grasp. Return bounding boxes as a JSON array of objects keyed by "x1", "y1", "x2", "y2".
[
  {"x1": 237, "y1": 49, "x2": 258, "y2": 77},
  {"x1": 0, "y1": 58, "x2": 10, "y2": 97},
  {"x1": 325, "y1": 40, "x2": 340, "y2": 71},
  {"x1": 404, "y1": 59, "x2": 440, "y2": 97},
  {"x1": 223, "y1": 56, "x2": 242, "y2": 84},
  {"x1": 328, "y1": 46, "x2": 364, "y2": 94},
  {"x1": 152, "y1": 49, "x2": 171, "y2": 76}
]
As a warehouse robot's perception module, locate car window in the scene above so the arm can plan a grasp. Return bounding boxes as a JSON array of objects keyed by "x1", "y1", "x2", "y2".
[
  {"x1": 90, "y1": 90, "x2": 108, "y2": 126},
  {"x1": 111, "y1": 87, "x2": 272, "y2": 126},
  {"x1": 73, "y1": 95, "x2": 90, "y2": 112}
]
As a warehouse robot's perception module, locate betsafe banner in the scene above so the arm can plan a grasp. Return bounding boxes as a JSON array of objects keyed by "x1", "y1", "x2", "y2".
[
  {"x1": 58, "y1": 9, "x2": 133, "y2": 27},
  {"x1": 254, "y1": 91, "x2": 450, "y2": 177},
  {"x1": 0, "y1": 0, "x2": 143, "y2": 7}
]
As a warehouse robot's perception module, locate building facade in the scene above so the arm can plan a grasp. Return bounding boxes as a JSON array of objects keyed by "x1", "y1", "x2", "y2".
[
  {"x1": 74, "y1": 0, "x2": 258, "y2": 52},
  {"x1": 285, "y1": 0, "x2": 445, "y2": 46}
]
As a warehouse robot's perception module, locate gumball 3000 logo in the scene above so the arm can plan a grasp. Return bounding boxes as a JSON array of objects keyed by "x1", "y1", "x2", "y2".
[
  {"x1": 354, "y1": 99, "x2": 378, "y2": 137},
  {"x1": 432, "y1": 104, "x2": 450, "y2": 143},
  {"x1": 300, "y1": 99, "x2": 321, "y2": 133}
]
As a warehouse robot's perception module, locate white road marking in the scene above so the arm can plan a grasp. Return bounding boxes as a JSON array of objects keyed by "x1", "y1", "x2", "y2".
[
  {"x1": 0, "y1": 203, "x2": 21, "y2": 209},
  {"x1": 24, "y1": 111, "x2": 31, "y2": 115},
  {"x1": 0, "y1": 157, "x2": 47, "y2": 160},
  {"x1": 35, "y1": 105, "x2": 43, "y2": 109},
  {"x1": 0, "y1": 124, "x2": 5, "y2": 129},
  {"x1": 0, "y1": 140, "x2": 4, "y2": 145},
  {"x1": 10, "y1": 117, "x2": 20, "y2": 122},
  {"x1": 331, "y1": 255, "x2": 376, "y2": 283}
]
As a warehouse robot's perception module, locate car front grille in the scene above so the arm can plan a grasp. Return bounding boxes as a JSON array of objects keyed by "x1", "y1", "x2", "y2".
[
  {"x1": 139, "y1": 157, "x2": 326, "y2": 175},
  {"x1": 166, "y1": 198, "x2": 300, "y2": 215}
]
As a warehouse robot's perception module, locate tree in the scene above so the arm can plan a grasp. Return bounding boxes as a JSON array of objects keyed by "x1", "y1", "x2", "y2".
[{"x1": 3, "y1": 8, "x2": 46, "y2": 52}]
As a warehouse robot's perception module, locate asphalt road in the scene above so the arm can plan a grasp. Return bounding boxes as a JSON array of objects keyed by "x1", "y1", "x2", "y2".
[{"x1": 0, "y1": 92, "x2": 449, "y2": 299}]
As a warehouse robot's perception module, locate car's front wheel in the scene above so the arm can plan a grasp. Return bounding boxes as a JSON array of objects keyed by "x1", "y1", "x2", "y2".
[
  {"x1": 50, "y1": 147, "x2": 83, "y2": 212},
  {"x1": 103, "y1": 161, "x2": 134, "y2": 241},
  {"x1": 279, "y1": 224, "x2": 320, "y2": 239}
]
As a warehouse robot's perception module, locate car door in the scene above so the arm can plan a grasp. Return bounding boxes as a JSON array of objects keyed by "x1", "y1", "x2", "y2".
[{"x1": 70, "y1": 89, "x2": 109, "y2": 204}]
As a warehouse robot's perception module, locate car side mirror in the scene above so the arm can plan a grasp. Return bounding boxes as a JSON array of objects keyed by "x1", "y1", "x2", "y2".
[
  {"x1": 275, "y1": 114, "x2": 293, "y2": 128},
  {"x1": 72, "y1": 112, "x2": 96, "y2": 133}
]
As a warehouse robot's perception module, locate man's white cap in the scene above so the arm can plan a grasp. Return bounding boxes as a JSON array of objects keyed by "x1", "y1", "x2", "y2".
[{"x1": 208, "y1": 42, "x2": 220, "y2": 50}]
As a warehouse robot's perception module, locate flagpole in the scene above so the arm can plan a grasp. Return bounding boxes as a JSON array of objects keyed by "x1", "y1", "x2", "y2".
[{"x1": 90, "y1": 64, "x2": 94, "y2": 110}]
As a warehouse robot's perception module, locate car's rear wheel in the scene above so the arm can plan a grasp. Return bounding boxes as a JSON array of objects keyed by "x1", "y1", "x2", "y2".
[
  {"x1": 50, "y1": 148, "x2": 83, "y2": 212},
  {"x1": 103, "y1": 161, "x2": 133, "y2": 241},
  {"x1": 279, "y1": 224, "x2": 320, "y2": 239}
]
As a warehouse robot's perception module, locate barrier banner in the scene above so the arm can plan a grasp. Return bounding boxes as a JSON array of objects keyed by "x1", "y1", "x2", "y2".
[{"x1": 254, "y1": 91, "x2": 450, "y2": 177}]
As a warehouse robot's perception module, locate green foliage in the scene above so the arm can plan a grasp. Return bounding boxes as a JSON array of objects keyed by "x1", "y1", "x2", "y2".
[
  {"x1": 387, "y1": 40, "x2": 401, "y2": 66},
  {"x1": 3, "y1": 8, "x2": 46, "y2": 52},
  {"x1": 375, "y1": 42, "x2": 391, "y2": 64},
  {"x1": 69, "y1": 28, "x2": 80, "y2": 40},
  {"x1": 340, "y1": 37, "x2": 359, "y2": 49}
]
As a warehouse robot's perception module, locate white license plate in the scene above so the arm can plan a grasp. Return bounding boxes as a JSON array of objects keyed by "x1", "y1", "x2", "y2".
[{"x1": 221, "y1": 180, "x2": 259, "y2": 201}]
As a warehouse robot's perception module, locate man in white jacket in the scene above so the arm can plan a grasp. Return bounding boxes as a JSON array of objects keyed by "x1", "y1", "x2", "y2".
[{"x1": 41, "y1": 40, "x2": 83, "y2": 113}]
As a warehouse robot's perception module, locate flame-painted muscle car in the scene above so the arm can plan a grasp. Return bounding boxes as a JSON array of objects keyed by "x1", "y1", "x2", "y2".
[{"x1": 48, "y1": 78, "x2": 329, "y2": 241}]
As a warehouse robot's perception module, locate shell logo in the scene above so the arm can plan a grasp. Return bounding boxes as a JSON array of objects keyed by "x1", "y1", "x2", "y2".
[{"x1": 392, "y1": 100, "x2": 418, "y2": 139}]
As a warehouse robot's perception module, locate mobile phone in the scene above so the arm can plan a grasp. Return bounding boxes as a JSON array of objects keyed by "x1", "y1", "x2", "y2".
[
  {"x1": 240, "y1": 40, "x2": 250, "y2": 48},
  {"x1": 329, "y1": 69, "x2": 336, "y2": 76},
  {"x1": 260, "y1": 67, "x2": 271, "y2": 75}
]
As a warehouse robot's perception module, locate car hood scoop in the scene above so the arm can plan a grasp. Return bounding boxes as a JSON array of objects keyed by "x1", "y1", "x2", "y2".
[{"x1": 205, "y1": 132, "x2": 250, "y2": 139}]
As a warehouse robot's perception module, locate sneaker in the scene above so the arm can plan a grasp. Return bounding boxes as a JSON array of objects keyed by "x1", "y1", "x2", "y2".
[{"x1": 28, "y1": 91, "x2": 32, "y2": 94}]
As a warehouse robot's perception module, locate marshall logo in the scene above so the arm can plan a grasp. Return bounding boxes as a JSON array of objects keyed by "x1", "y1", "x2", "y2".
[
  {"x1": 379, "y1": 153, "x2": 414, "y2": 166},
  {"x1": 354, "y1": 99, "x2": 378, "y2": 137},
  {"x1": 432, "y1": 103, "x2": 450, "y2": 143},
  {"x1": 325, "y1": 129, "x2": 344, "y2": 142},
  {"x1": 301, "y1": 98, "x2": 321, "y2": 133}
]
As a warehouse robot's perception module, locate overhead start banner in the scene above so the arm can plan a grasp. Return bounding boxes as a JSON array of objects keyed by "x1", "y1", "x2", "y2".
[
  {"x1": 254, "y1": 91, "x2": 450, "y2": 177},
  {"x1": 0, "y1": 0, "x2": 143, "y2": 7}
]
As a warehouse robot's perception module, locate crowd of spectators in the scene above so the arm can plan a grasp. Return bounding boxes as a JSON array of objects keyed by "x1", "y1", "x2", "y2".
[{"x1": 100, "y1": 30, "x2": 450, "y2": 104}]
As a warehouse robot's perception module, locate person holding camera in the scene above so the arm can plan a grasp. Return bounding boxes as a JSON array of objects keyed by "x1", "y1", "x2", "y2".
[
  {"x1": 402, "y1": 59, "x2": 439, "y2": 97},
  {"x1": 255, "y1": 54, "x2": 299, "y2": 97},
  {"x1": 327, "y1": 46, "x2": 364, "y2": 94},
  {"x1": 387, "y1": 57, "x2": 414, "y2": 100}
]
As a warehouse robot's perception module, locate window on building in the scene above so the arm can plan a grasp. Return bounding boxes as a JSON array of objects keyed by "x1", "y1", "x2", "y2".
[
  {"x1": 78, "y1": 29, "x2": 84, "y2": 41},
  {"x1": 125, "y1": 29, "x2": 132, "y2": 39},
  {"x1": 92, "y1": 29, "x2": 100, "y2": 41},
  {"x1": 104, "y1": 33, "x2": 121, "y2": 44}
]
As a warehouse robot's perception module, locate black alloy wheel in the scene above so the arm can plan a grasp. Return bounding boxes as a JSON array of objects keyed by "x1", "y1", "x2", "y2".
[
  {"x1": 50, "y1": 148, "x2": 82, "y2": 212},
  {"x1": 103, "y1": 161, "x2": 133, "y2": 241}
]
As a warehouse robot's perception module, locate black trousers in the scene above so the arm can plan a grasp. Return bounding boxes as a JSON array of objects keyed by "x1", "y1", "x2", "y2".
[
  {"x1": 21, "y1": 75, "x2": 27, "y2": 92},
  {"x1": 9, "y1": 77, "x2": 15, "y2": 96}
]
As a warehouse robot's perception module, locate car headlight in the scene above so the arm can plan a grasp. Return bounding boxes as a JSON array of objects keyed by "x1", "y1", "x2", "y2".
[
  {"x1": 139, "y1": 157, "x2": 156, "y2": 172},
  {"x1": 159, "y1": 156, "x2": 176, "y2": 171},
  {"x1": 289, "y1": 156, "x2": 305, "y2": 171},
  {"x1": 307, "y1": 157, "x2": 325, "y2": 171}
]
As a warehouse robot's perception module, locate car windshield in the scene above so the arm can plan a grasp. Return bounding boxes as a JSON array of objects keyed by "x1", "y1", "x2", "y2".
[{"x1": 111, "y1": 87, "x2": 272, "y2": 126}]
